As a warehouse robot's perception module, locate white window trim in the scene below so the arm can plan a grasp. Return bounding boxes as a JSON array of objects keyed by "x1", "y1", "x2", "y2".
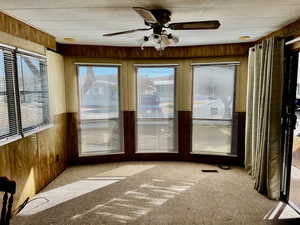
[
  {"x1": 17, "y1": 48, "x2": 47, "y2": 58},
  {"x1": 0, "y1": 135, "x2": 22, "y2": 147}
]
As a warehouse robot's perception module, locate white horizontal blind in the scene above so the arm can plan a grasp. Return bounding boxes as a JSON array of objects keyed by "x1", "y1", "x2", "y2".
[
  {"x1": 16, "y1": 53, "x2": 50, "y2": 133},
  {"x1": 77, "y1": 65, "x2": 122, "y2": 155},
  {"x1": 192, "y1": 64, "x2": 236, "y2": 155},
  {"x1": 0, "y1": 47, "x2": 19, "y2": 140}
]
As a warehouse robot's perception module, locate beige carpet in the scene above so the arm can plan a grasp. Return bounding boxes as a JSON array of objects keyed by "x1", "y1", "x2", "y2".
[{"x1": 10, "y1": 162, "x2": 295, "y2": 225}]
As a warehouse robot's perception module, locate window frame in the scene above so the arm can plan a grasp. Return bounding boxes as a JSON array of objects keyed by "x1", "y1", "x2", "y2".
[
  {"x1": 76, "y1": 64, "x2": 124, "y2": 157},
  {"x1": 16, "y1": 51, "x2": 51, "y2": 134},
  {"x1": 0, "y1": 43, "x2": 52, "y2": 147},
  {"x1": 135, "y1": 64, "x2": 178, "y2": 153},
  {"x1": 191, "y1": 62, "x2": 238, "y2": 156}
]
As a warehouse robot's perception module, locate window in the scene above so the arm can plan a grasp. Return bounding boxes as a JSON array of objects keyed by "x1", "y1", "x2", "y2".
[
  {"x1": 0, "y1": 44, "x2": 50, "y2": 144},
  {"x1": 136, "y1": 66, "x2": 177, "y2": 153},
  {"x1": 17, "y1": 53, "x2": 50, "y2": 132},
  {"x1": 77, "y1": 65, "x2": 123, "y2": 156},
  {"x1": 192, "y1": 63, "x2": 237, "y2": 155}
]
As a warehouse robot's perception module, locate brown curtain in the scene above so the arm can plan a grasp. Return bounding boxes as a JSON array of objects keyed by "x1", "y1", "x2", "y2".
[{"x1": 245, "y1": 37, "x2": 284, "y2": 199}]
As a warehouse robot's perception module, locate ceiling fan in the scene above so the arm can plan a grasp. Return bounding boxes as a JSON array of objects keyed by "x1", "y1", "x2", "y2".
[{"x1": 102, "y1": 7, "x2": 221, "y2": 51}]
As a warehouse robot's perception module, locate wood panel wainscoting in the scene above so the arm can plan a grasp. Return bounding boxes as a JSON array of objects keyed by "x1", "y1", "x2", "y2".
[
  {"x1": 66, "y1": 112, "x2": 79, "y2": 164},
  {"x1": 124, "y1": 111, "x2": 136, "y2": 160},
  {"x1": 232, "y1": 112, "x2": 246, "y2": 166},
  {"x1": 178, "y1": 111, "x2": 192, "y2": 161},
  {"x1": 68, "y1": 111, "x2": 246, "y2": 166},
  {"x1": 0, "y1": 113, "x2": 68, "y2": 209}
]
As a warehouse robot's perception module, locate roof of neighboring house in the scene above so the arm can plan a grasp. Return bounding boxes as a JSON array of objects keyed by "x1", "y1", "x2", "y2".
[
  {"x1": 153, "y1": 80, "x2": 173, "y2": 86},
  {"x1": 92, "y1": 80, "x2": 116, "y2": 87}
]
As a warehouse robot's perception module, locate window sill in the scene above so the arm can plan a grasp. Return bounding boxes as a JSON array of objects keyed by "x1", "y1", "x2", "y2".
[
  {"x1": 190, "y1": 152, "x2": 238, "y2": 157},
  {"x1": 23, "y1": 124, "x2": 54, "y2": 137},
  {"x1": 135, "y1": 151, "x2": 178, "y2": 154},
  {"x1": 0, "y1": 135, "x2": 22, "y2": 147},
  {"x1": 79, "y1": 151, "x2": 125, "y2": 157}
]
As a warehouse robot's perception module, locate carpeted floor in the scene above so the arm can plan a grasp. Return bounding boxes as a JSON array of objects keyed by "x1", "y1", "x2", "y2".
[{"x1": 10, "y1": 162, "x2": 296, "y2": 225}]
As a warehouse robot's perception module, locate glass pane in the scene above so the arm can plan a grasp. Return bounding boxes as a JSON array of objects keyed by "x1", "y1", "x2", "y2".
[
  {"x1": 17, "y1": 54, "x2": 49, "y2": 130},
  {"x1": 80, "y1": 119, "x2": 120, "y2": 154},
  {"x1": 137, "y1": 119, "x2": 174, "y2": 152},
  {"x1": 78, "y1": 66, "x2": 122, "y2": 155},
  {"x1": 192, "y1": 65, "x2": 235, "y2": 155},
  {"x1": 192, "y1": 120, "x2": 231, "y2": 154},
  {"x1": 136, "y1": 67, "x2": 176, "y2": 153},
  {"x1": 193, "y1": 65, "x2": 235, "y2": 119}
]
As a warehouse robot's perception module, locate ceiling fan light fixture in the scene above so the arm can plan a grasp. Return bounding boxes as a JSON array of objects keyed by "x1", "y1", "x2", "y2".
[
  {"x1": 168, "y1": 34, "x2": 179, "y2": 44},
  {"x1": 138, "y1": 36, "x2": 148, "y2": 50},
  {"x1": 139, "y1": 32, "x2": 179, "y2": 51}
]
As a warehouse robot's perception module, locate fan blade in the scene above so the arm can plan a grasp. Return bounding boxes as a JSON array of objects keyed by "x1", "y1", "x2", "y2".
[
  {"x1": 103, "y1": 28, "x2": 151, "y2": 37},
  {"x1": 169, "y1": 20, "x2": 220, "y2": 30},
  {"x1": 133, "y1": 7, "x2": 158, "y2": 24}
]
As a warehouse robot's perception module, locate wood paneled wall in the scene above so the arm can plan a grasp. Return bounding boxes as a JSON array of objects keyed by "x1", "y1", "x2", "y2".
[
  {"x1": 0, "y1": 114, "x2": 68, "y2": 208},
  {"x1": 57, "y1": 43, "x2": 252, "y2": 59},
  {"x1": 66, "y1": 112, "x2": 79, "y2": 164},
  {"x1": 123, "y1": 111, "x2": 136, "y2": 160},
  {"x1": 0, "y1": 11, "x2": 56, "y2": 50},
  {"x1": 178, "y1": 111, "x2": 191, "y2": 161}
]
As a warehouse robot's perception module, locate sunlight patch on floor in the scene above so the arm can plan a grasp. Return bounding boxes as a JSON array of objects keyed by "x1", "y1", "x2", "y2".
[
  {"x1": 18, "y1": 177, "x2": 125, "y2": 216},
  {"x1": 18, "y1": 164, "x2": 157, "y2": 216},
  {"x1": 71, "y1": 178, "x2": 197, "y2": 224}
]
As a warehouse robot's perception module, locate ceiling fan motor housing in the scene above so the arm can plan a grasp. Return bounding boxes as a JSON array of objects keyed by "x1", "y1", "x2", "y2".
[{"x1": 150, "y1": 9, "x2": 171, "y2": 25}]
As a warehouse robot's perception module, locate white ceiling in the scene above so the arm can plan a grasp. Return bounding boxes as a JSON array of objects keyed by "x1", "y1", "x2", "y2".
[{"x1": 1, "y1": 0, "x2": 300, "y2": 46}]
